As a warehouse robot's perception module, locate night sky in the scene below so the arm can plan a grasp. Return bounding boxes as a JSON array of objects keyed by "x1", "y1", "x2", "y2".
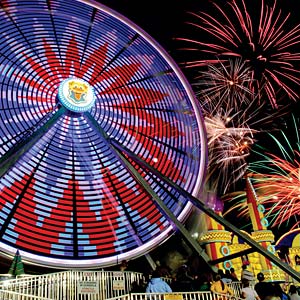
[
  {"x1": 97, "y1": 0, "x2": 299, "y2": 77},
  {"x1": 97, "y1": 0, "x2": 300, "y2": 238},
  {"x1": 1, "y1": 0, "x2": 299, "y2": 273}
]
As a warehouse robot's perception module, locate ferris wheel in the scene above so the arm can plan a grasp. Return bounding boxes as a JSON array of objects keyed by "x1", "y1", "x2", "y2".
[{"x1": 0, "y1": 0, "x2": 207, "y2": 268}]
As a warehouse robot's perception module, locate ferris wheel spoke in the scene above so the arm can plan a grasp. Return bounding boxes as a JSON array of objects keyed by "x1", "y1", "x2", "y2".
[
  {"x1": 78, "y1": 9, "x2": 98, "y2": 67},
  {"x1": 0, "y1": 2, "x2": 41, "y2": 60},
  {"x1": 0, "y1": 0, "x2": 206, "y2": 268},
  {"x1": 45, "y1": 0, "x2": 64, "y2": 63},
  {"x1": 90, "y1": 33, "x2": 140, "y2": 86},
  {"x1": 108, "y1": 68, "x2": 173, "y2": 92},
  {"x1": 110, "y1": 140, "x2": 213, "y2": 263},
  {"x1": 85, "y1": 110, "x2": 187, "y2": 219},
  {"x1": 0, "y1": 106, "x2": 66, "y2": 177}
]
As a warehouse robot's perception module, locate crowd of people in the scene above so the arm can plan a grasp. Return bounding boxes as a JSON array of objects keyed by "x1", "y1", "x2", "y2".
[{"x1": 128, "y1": 261, "x2": 300, "y2": 300}]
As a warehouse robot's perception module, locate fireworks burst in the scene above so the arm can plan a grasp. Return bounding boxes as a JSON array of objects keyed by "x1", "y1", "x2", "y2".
[
  {"x1": 224, "y1": 115, "x2": 300, "y2": 229},
  {"x1": 178, "y1": 0, "x2": 300, "y2": 108},
  {"x1": 195, "y1": 58, "x2": 254, "y2": 111},
  {"x1": 198, "y1": 58, "x2": 277, "y2": 194},
  {"x1": 204, "y1": 107, "x2": 257, "y2": 194}
]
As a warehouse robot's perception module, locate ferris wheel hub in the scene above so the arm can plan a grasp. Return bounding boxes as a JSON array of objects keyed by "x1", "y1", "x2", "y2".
[{"x1": 58, "y1": 78, "x2": 95, "y2": 112}]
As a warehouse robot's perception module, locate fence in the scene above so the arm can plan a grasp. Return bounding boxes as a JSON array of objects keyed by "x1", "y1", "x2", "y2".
[
  {"x1": 3, "y1": 268, "x2": 300, "y2": 300},
  {"x1": 0, "y1": 269, "x2": 249, "y2": 300},
  {"x1": 0, "y1": 270, "x2": 143, "y2": 300},
  {"x1": 107, "y1": 291, "x2": 242, "y2": 300},
  {"x1": 0, "y1": 289, "x2": 54, "y2": 300}
]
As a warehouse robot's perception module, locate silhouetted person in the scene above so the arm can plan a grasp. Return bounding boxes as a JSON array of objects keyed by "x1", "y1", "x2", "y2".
[
  {"x1": 223, "y1": 269, "x2": 233, "y2": 283},
  {"x1": 254, "y1": 273, "x2": 273, "y2": 300},
  {"x1": 155, "y1": 260, "x2": 171, "y2": 278},
  {"x1": 230, "y1": 267, "x2": 238, "y2": 281},
  {"x1": 241, "y1": 264, "x2": 254, "y2": 282},
  {"x1": 130, "y1": 278, "x2": 145, "y2": 293},
  {"x1": 193, "y1": 273, "x2": 211, "y2": 291},
  {"x1": 289, "y1": 285, "x2": 300, "y2": 300},
  {"x1": 272, "y1": 282, "x2": 289, "y2": 300},
  {"x1": 172, "y1": 264, "x2": 194, "y2": 292}
]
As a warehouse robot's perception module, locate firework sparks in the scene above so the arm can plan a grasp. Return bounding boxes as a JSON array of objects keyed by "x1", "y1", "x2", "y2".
[
  {"x1": 224, "y1": 115, "x2": 300, "y2": 229},
  {"x1": 197, "y1": 58, "x2": 275, "y2": 194},
  {"x1": 195, "y1": 58, "x2": 254, "y2": 111},
  {"x1": 204, "y1": 106, "x2": 257, "y2": 194},
  {"x1": 178, "y1": 0, "x2": 300, "y2": 108}
]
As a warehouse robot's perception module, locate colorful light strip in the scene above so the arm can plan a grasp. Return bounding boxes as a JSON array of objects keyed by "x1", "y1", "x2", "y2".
[{"x1": 0, "y1": 0, "x2": 206, "y2": 268}]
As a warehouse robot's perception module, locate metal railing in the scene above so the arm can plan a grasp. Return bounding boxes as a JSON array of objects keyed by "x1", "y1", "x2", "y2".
[
  {"x1": 227, "y1": 281, "x2": 242, "y2": 297},
  {"x1": 0, "y1": 270, "x2": 143, "y2": 300},
  {"x1": 107, "y1": 291, "x2": 242, "y2": 300},
  {"x1": 0, "y1": 289, "x2": 54, "y2": 300},
  {"x1": 0, "y1": 270, "x2": 258, "y2": 300}
]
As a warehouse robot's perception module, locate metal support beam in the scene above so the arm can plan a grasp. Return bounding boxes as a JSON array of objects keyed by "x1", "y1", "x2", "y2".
[
  {"x1": 84, "y1": 112, "x2": 217, "y2": 272},
  {"x1": 144, "y1": 254, "x2": 157, "y2": 271},
  {"x1": 0, "y1": 106, "x2": 66, "y2": 177},
  {"x1": 110, "y1": 139, "x2": 300, "y2": 283},
  {"x1": 112, "y1": 145, "x2": 217, "y2": 272}
]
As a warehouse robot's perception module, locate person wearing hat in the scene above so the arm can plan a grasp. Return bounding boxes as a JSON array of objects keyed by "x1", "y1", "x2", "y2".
[
  {"x1": 241, "y1": 264, "x2": 254, "y2": 282},
  {"x1": 119, "y1": 260, "x2": 129, "y2": 271}
]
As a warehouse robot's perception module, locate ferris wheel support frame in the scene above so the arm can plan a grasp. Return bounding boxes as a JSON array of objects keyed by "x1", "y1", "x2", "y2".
[
  {"x1": 0, "y1": 0, "x2": 208, "y2": 268},
  {"x1": 109, "y1": 137, "x2": 300, "y2": 283},
  {"x1": 84, "y1": 111, "x2": 215, "y2": 271},
  {"x1": 0, "y1": 107, "x2": 66, "y2": 178},
  {"x1": 1, "y1": 103, "x2": 299, "y2": 281}
]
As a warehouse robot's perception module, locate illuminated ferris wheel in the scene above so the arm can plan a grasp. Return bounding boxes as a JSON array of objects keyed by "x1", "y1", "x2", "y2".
[{"x1": 0, "y1": 0, "x2": 207, "y2": 268}]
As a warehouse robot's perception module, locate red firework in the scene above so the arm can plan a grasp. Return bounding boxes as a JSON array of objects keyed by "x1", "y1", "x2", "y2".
[
  {"x1": 223, "y1": 115, "x2": 300, "y2": 230},
  {"x1": 177, "y1": 0, "x2": 300, "y2": 108}
]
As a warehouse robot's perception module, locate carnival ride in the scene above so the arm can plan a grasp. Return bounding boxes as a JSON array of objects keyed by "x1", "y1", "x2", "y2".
[
  {"x1": 0, "y1": 0, "x2": 207, "y2": 269},
  {"x1": 0, "y1": 0, "x2": 299, "y2": 282}
]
